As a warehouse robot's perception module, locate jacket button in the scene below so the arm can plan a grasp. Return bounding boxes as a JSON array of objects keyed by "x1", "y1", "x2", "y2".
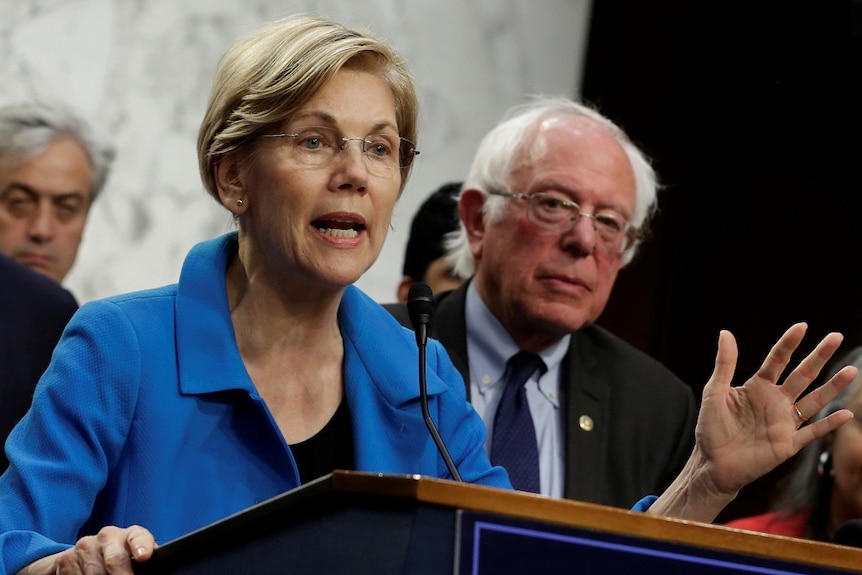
[{"x1": 579, "y1": 415, "x2": 594, "y2": 431}]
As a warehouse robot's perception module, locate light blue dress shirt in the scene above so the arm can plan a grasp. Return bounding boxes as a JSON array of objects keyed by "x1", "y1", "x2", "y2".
[{"x1": 464, "y1": 282, "x2": 570, "y2": 498}]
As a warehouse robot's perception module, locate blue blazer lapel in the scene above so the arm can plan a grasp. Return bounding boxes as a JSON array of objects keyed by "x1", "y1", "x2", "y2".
[
  {"x1": 176, "y1": 233, "x2": 257, "y2": 396},
  {"x1": 339, "y1": 286, "x2": 448, "y2": 474}
]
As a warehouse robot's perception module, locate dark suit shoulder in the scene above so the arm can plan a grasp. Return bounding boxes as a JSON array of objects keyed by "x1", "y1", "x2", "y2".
[
  {"x1": 381, "y1": 301, "x2": 411, "y2": 329},
  {"x1": 381, "y1": 287, "x2": 459, "y2": 332},
  {"x1": 0, "y1": 254, "x2": 79, "y2": 471},
  {"x1": 382, "y1": 287, "x2": 469, "y2": 383},
  {"x1": 574, "y1": 324, "x2": 691, "y2": 396},
  {"x1": 0, "y1": 254, "x2": 78, "y2": 321},
  {"x1": 563, "y1": 323, "x2": 697, "y2": 507}
]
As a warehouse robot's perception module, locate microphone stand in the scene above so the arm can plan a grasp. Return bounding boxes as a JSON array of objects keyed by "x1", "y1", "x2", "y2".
[{"x1": 408, "y1": 283, "x2": 462, "y2": 482}]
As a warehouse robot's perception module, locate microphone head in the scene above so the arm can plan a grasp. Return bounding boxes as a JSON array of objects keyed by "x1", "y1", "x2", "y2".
[{"x1": 407, "y1": 282, "x2": 434, "y2": 329}]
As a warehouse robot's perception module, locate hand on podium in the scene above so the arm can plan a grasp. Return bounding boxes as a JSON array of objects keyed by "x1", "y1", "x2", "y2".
[{"x1": 16, "y1": 525, "x2": 155, "y2": 575}]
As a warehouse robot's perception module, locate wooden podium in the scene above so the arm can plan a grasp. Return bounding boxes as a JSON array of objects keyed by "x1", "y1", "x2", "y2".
[{"x1": 134, "y1": 470, "x2": 862, "y2": 574}]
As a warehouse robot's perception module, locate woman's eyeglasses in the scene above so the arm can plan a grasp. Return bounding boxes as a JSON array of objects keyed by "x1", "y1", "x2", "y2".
[{"x1": 261, "y1": 125, "x2": 418, "y2": 176}]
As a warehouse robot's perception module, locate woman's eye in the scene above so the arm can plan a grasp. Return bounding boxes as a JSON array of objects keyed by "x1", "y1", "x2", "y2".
[{"x1": 302, "y1": 136, "x2": 324, "y2": 149}]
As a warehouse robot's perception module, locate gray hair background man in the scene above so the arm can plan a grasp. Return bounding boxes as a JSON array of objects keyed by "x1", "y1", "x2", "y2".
[
  {"x1": 0, "y1": 102, "x2": 115, "y2": 284},
  {"x1": 0, "y1": 103, "x2": 114, "y2": 469}
]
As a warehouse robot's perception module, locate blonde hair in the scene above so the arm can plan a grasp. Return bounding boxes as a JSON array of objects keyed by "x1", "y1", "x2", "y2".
[{"x1": 197, "y1": 15, "x2": 418, "y2": 199}]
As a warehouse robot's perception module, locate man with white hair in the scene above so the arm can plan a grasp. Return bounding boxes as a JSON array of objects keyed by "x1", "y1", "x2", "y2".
[{"x1": 388, "y1": 97, "x2": 697, "y2": 508}]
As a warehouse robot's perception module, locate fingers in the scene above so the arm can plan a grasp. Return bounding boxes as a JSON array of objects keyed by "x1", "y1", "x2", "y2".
[
  {"x1": 754, "y1": 322, "x2": 808, "y2": 384},
  {"x1": 794, "y1": 364, "x2": 858, "y2": 424},
  {"x1": 780, "y1": 331, "x2": 845, "y2": 401},
  {"x1": 50, "y1": 526, "x2": 156, "y2": 574},
  {"x1": 96, "y1": 526, "x2": 138, "y2": 573},
  {"x1": 125, "y1": 524, "x2": 156, "y2": 562},
  {"x1": 707, "y1": 330, "x2": 738, "y2": 395},
  {"x1": 795, "y1": 408, "x2": 854, "y2": 448}
]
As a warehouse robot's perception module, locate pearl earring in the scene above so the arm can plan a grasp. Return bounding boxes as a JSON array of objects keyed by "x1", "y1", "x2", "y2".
[{"x1": 236, "y1": 198, "x2": 244, "y2": 207}]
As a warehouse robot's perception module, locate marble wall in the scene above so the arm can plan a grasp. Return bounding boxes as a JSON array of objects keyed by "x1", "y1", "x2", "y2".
[{"x1": 0, "y1": 0, "x2": 592, "y2": 304}]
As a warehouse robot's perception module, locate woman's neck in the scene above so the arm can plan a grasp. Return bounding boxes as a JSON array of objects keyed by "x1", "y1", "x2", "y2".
[{"x1": 225, "y1": 252, "x2": 347, "y2": 444}]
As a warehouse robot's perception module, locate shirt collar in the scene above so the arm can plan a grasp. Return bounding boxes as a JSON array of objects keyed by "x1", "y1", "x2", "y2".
[{"x1": 464, "y1": 281, "x2": 569, "y2": 394}]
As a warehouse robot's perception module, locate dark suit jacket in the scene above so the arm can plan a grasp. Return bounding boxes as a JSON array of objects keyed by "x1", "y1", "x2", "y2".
[
  {"x1": 0, "y1": 254, "x2": 78, "y2": 470},
  {"x1": 385, "y1": 281, "x2": 697, "y2": 508}
]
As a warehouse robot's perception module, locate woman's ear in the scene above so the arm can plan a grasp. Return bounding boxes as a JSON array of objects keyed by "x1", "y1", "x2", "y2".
[{"x1": 214, "y1": 152, "x2": 247, "y2": 214}]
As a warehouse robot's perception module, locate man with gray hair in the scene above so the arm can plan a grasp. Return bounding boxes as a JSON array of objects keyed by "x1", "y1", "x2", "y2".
[
  {"x1": 388, "y1": 96, "x2": 697, "y2": 509},
  {"x1": 0, "y1": 103, "x2": 113, "y2": 469},
  {"x1": 0, "y1": 102, "x2": 115, "y2": 284},
  {"x1": 0, "y1": 253, "x2": 78, "y2": 471}
]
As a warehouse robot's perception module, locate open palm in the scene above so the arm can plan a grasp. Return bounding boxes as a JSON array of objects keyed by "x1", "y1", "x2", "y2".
[{"x1": 696, "y1": 323, "x2": 855, "y2": 496}]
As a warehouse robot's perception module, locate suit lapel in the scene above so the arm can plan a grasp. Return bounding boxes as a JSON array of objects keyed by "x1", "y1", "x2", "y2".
[
  {"x1": 562, "y1": 330, "x2": 610, "y2": 503},
  {"x1": 429, "y1": 282, "x2": 471, "y2": 395},
  {"x1": 429, "y1": 281, "x2": 611, "y2": 502}
]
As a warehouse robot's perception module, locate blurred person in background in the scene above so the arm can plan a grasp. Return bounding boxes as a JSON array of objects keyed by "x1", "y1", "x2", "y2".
[
  {"x1": 0, "y1": 253, "x2": 77, "y2": 471},
  {"x1": 0, "y1": 102, "x2": 115, "y2": 284},
  {"x1": 395, "y1": 180, "x2": 464, "y2": 302}
]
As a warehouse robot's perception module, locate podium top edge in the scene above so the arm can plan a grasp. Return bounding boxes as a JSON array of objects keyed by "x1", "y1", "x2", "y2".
[{"x1": 327, "y1": 470, "x2": 862, "y2": 573}]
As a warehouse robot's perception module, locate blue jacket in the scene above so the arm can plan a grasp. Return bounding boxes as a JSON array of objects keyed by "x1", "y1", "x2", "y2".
[{"x1": 0, "y1": 233, "x2": 509, "y2": 574}]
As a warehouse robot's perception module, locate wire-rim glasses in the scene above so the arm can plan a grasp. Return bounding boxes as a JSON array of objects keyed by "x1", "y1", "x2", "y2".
[
  {"x1": 261, "y1": 125, "x2": 419, "y2": 175},
  {"x1": 488, "y1": 189, "x2": 639, "y2": 254}
]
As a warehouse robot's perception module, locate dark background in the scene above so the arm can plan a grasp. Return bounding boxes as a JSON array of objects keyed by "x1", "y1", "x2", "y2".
[{"x1": 582, "y1": 0, "x2": 862, "y2": 521}]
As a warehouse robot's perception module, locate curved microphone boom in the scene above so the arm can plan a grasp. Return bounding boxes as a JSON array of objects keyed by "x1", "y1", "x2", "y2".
[{"x1": 407, "y1": 282, "x2": 462, "y2": 482}]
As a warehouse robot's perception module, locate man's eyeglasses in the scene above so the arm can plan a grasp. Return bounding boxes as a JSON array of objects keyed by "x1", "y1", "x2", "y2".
[
  {"x1": 261, "y1": 126, "x2": 419, "y2": 176},
  {"x1": 488, "y1": 189, "x2": 639, "y2": 254}
]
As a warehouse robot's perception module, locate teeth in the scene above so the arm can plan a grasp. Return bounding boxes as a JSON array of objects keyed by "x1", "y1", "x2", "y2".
[{"x1": 318, "y1": 227, "x2": 359, "y2": 239}]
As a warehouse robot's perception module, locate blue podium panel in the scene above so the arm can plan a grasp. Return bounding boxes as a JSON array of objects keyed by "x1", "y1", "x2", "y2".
[{"x1": 458, "y1": 511, "x2": 850, "y2": 575}]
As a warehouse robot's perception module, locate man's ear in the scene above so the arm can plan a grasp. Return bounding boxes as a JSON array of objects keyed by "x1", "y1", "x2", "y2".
[
  {"x1": 214, "y1": 152, "x2": 247, "y2": 214},
  {"x1": 459, "y1": 188, "x2": 487, "y2": 260}
]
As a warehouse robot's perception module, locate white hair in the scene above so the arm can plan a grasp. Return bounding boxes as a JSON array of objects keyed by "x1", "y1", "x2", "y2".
[{"x1": 446, "y1": 96, "x2": 658, "y2": 278}]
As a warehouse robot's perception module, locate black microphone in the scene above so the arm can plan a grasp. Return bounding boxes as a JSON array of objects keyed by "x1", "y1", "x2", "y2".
[
  {"x1": 407, "y1": 282, "x2": 434, "y2": 347},
  {"x1": 407, "y1": 282, "x2": 462, "y2": 482}
]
